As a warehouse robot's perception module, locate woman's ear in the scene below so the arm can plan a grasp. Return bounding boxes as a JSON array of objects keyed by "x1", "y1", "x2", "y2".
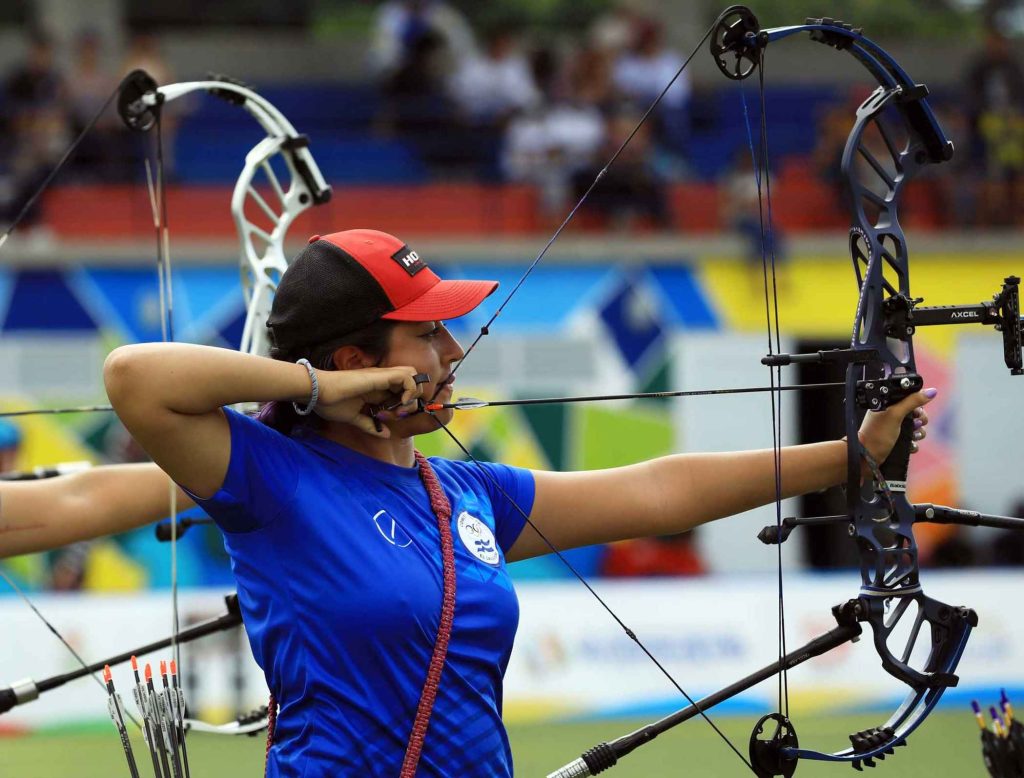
[{"x1": 331, "y1": 345, "x2": 375, "y2": 371}]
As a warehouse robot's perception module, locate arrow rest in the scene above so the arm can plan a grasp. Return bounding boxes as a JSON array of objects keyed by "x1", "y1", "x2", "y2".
[
  {"x1": 710, "y1": 5, "x2": 765, "y2": 80},
  {"x1": 117, "y1": 69, "x2": 161, "y2": 132},
  {"x1": 750, "y1": 713, "x2": 799, "y2": 777}
]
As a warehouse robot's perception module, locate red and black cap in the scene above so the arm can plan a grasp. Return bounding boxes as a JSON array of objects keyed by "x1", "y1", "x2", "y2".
[{"x1": 267, "y1": 229, "x2": 498, "y2": 354}]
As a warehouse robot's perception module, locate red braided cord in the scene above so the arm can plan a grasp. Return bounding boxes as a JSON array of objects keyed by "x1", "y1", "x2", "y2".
[
  {"x1": 399, "y1": 451, "x2": 457, "y2": 777},
  {"x1": 264, "y1": 693, "x2": 277, "y2": 778}
]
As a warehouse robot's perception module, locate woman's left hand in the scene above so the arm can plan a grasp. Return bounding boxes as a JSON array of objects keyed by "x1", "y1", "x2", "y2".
[{"x1": 857, "y1": 387, "x2": 936, "y2": 464}]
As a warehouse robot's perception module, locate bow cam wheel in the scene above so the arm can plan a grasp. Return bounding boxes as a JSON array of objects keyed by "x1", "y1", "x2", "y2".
[
  {"x1": 710, "y1": 5, "x2": 762, "y2": 81},
  {"x1": 117, "y1": 69, "x2": 161, "y2": 132},
  {"x1": 750, "y1": 712, "x2": 799, "y2": 778}
]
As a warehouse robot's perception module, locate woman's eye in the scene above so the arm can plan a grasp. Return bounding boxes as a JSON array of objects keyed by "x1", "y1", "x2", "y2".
[{"x1": 422, "y1": 326, "x2": 441, "y2": 338}]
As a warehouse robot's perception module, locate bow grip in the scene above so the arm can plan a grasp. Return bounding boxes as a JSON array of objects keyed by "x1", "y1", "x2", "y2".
[{"x1": 879, "y1": 414, "x2": 915, "y2": 484}]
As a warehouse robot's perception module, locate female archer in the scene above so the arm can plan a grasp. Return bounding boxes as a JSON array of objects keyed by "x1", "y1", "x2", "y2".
[{"x1": 8, "y1": 228, "x2": 932, "y2": 776}]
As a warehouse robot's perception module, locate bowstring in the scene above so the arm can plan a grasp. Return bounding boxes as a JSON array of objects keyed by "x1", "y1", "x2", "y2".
[
  {"x1": 0, "y1": 79, "x2": 124, "y2": 253},
  {"x1": 145, "y1": 107, "x2": 184, "y2": 686},
  {"x1": 742, "y1": 49, "x2": 789, "y2": 720},
  {"x1": 413, "y1": 13, "x2": 763, "y2": 771},
  {"x1": 430, "y1": 18, "x2": 720, "y2": 403},
  {"x1": 758, "y1": 56, "x2": 789, "y2": 723}
]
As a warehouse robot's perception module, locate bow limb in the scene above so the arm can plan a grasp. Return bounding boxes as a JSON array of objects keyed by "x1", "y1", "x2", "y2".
[{"x1": 119, "y1": 71, "x2": 332, "y2": 363}]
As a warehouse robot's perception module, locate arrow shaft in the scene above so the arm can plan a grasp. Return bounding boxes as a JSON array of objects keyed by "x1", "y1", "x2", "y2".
[{"x1": 438, "y1": 382, "x2": 843, "y2": 411}]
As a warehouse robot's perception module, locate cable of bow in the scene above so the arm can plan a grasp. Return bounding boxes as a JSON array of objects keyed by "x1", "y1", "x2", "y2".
[{"x1": 412, "y1": 8, "x2": 781, "y2": 774}]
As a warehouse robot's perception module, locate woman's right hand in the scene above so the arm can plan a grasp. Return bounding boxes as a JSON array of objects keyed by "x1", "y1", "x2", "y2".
[{"x1": 314, "y1": 366, "x2": 424, "y2": 436}]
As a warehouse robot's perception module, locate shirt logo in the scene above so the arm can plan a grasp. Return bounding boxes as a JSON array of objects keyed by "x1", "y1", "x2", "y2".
[
  {"x1": 457, "y1": 511, "x2": 499, "y2": 566},
  {"x1": 390, "y1": 245, "x2": 427, "y2": 277},
  {"x1": 372, "y1": 510, "x2": 413, "y2": 548}
]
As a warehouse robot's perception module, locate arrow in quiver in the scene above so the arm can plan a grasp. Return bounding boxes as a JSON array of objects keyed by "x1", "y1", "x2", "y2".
[
  {"x1": 980, "y1": 728, "x2": 1015, "y2": 778},
  {"x1": 976, "y1": 698, "x2": 1024, "y2": 778},
  {"x1": 1006, "y1": 719, "x2": 1024, "y2": 777}
]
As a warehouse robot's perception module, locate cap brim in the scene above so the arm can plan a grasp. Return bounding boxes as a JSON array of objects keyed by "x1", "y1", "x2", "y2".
[{"x1": 381, "y1": 279, "x2": 498, "y2": 322}]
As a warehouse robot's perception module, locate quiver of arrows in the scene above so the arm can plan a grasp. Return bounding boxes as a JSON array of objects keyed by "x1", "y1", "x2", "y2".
[{"x1": 981, "y1": 718, "x2": 1024, "y2": 778}]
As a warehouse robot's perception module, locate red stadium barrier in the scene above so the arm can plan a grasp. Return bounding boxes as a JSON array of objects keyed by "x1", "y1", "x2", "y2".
[{"x1": 39, "y1": 179, "x2": 945, "y2": 239}]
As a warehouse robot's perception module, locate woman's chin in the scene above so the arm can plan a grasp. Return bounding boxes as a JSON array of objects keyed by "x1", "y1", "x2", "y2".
[{"x1": 386, "y1": 409, "x2": 453, "y2": 437}]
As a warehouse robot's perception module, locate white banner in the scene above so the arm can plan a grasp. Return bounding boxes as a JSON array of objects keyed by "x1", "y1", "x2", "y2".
[
  {"x1": 0, "y1": 573, "x2": 1021, "y2": 729},
  {"x1": 507, "y1": 571, "x2": 1023, "y2": 721}
]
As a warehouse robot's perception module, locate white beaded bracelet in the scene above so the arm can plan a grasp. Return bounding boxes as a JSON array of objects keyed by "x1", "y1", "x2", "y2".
[{"x1": 292, "y1": 358, "x2": 319, "y2": 416}]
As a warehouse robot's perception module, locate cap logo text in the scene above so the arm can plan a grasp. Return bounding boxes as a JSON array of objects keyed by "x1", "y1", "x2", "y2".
[{"x1": 391, "y1": 245, "x2": 426, "y2": 277}]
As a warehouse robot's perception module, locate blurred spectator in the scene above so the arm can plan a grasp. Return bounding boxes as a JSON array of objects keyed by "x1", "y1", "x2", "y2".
[
  {"x1": 3, "y1": 29, "x2": 64, "y2": 107},
  {"x1": 373, "y1": 1, "x2": 499, "y2": 175},
  {"x1": 503, "y1": 47, "x2": 605, "y2": 212},
  {"x1": 963, "y1": 27, "x2": 1024, "y2": 226},
  {"x1": 70, "y1": 31, "x2": 114, "y2": 126},
  {"x1": 589, "y1": 3, "x2": 642, "y2": 56},
  {"x1": 572, "y1": 104, "x2": 669, "y2": 230},
  {"x1": 67, "y1": 30, "x2": 128, "y2": 181},
  {"x1": 722, "y1": 148, "x2": 787, "y2": 287},
  {"x1": 569, "y1": 44, "x2": 617, "y2": 113},
  {"x1": 380, "y1": 29, "x2": 480, "y2": 174},
  {"x1": 0, "y1": 29, "x2": 70, "y2": 235},
  {"x1": 812, "y1": 102, "x2": 851, "y2": 212},
  {"x1": 930, "y1": 105, "x2": 975, "y2": 227},
  {"x1": 930, "y1": 533, "x2": 977, "y2": 568},
  {"x1": 369, "y1": 0, "x2": 476, "y2": 82},
  {"x1": 449, "y1": 26, "x2": 540, "y2": 126},
  {"x1": 612, "y1": 17, "x2": 691, "y2": 156},
  {"x1": 122, "y1": 32, "x2": 173, "y2": 87}
]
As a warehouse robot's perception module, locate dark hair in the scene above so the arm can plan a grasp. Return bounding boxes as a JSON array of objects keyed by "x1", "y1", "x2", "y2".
[{"x1": 256, "y1": 319, "x2": 398, "y2": 435}]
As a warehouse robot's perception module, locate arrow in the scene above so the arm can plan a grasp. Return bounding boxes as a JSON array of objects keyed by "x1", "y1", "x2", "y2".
[{"x1": 424, "y1": 382, "x2": 844, "y2": 412}]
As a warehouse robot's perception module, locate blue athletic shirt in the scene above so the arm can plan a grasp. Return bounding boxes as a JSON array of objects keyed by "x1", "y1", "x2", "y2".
[{"x1": 189, "y1": 408, "x2": 534, "y2": 777}]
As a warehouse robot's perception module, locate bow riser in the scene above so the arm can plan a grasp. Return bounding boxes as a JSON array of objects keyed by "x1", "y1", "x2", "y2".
[
  {"x1": 837, "y1": 71, "x2": 982, "y2": 702},
  {"x1": 843, "y1": 90, "x2": 923, "y2": 595}
]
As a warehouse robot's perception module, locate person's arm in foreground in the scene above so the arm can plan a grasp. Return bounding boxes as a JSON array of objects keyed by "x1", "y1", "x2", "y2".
[
  {"x1": 0, "y1": 463, "x2": 195, "y2": 558},
  {"x1": 103, "y1": 343, "x2": 422, "y2": 498},
  {"x1": 509, "y1": 391, "x2": 932, "y2": 562}
]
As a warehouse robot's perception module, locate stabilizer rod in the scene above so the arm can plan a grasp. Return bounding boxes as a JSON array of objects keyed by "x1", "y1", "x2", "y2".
[
  {"x1": 0, "y1": 593, "x2": 242, "y2": 715},
  {"x1": 546, "y1": 605, "x2": 863, "y2": 777},
  {"x1": 759, "y1": 504, "x2": 1024, "y2": 545}
]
